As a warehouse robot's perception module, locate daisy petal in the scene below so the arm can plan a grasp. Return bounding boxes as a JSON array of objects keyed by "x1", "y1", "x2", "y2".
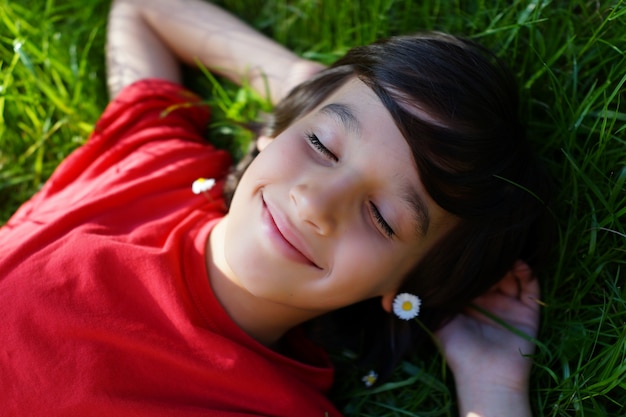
[
  {"x1": 192, "y1": 178, "x2": 216, "y2": 194},
  {"x1": 361, "y1": 370, "x2": 378, "y2": 387},
  {"x1": 392, "y1": 292, "x2": 421, "y2": 320}
]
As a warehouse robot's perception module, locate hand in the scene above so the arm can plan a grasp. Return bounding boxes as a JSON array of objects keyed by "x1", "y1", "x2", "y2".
[
  {"x1": 435, "y1": 261, "x2": 540, "y2": 416},
  {"x1": 107, "y1": 0, "x2": 318, "y2": 102},
  {"x1": 278, "y1": 59, "x2": 326, "y2": 103}
]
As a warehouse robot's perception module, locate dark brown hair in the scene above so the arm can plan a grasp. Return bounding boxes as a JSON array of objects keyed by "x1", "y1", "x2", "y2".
[{"x1": 227, "y1": 32, "x2": 552, "y2": 381}]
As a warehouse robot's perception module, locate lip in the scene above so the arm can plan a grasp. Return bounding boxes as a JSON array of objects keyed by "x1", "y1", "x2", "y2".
[{"x1": 262, "y1": 195, "x2": 321, "y2": 269}]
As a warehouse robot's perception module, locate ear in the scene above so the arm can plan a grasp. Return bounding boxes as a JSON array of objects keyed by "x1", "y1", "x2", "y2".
[
  {"x1": 381, "y1": 292, "x2": 396, "y2": 314},
  {"x1": 256, "y1": 135, "x2": 274, "y2": 152}
]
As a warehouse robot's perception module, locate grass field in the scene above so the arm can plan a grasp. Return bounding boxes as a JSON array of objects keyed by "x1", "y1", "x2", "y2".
[{"x1": 1, "y1": 0, "x2": 625, "y2": 415}]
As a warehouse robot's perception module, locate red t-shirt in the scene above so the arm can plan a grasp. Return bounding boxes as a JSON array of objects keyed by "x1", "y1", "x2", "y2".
[{"x1": 0, "y1": 79, "x2": 339, "y2": 417}]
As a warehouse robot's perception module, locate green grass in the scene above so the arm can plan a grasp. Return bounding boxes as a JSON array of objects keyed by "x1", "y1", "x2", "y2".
[{"x1": 1, "y1": 0, "x2": 625, "y2": 415}]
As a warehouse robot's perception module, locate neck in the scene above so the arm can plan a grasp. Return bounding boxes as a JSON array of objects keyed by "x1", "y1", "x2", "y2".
[{"x1": 206, "y1": 218, "x2": 320, "y2": 347}]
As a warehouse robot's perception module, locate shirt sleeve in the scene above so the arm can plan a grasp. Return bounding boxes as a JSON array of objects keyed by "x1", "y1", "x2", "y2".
[
  {"x1": 45, "y1": 79, "x2": 214, "y2": 196},
  {"x1": 1, "y1": 78, "x2": 231, "y2": 238}
]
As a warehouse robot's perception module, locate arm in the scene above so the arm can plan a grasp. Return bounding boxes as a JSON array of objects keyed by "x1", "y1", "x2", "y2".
[
  {"x1": 106, "y1": 0, "x2": 324, "y2": 102},
  {"x1": 436, "y1": 261, "x2": 540, "y2": 417}
]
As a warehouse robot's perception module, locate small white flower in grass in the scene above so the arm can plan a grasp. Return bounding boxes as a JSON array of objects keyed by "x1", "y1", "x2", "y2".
[
  {"x1": 393, "y1": 293, "x2": 421, "y2": 320},
  {"x1": 361, "y1": 370, "x2": 378, "y2": 387},
  {"x1": 192, "y1": 178, "x2": 215, "y2": 194}
]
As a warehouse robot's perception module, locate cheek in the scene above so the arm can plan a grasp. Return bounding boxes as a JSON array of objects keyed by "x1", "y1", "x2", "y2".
[
  {"x1": 334, "y1": 234, "x2": 406, "y2": 290},
  {"x1": 250, "y1": 139, "x2": 307, "y2": 181}
]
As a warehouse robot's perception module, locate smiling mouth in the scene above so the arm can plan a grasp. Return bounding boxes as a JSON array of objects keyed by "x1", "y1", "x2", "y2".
[{"x1": 262, "y1": 196, "x2": 321, "y2": 269}]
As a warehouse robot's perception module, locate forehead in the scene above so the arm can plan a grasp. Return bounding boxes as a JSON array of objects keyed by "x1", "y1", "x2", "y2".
[
  {"x1": 309, "y1": 78, "x2": 402, "y2": 141},
  {"x1": 317, "y1": 77, "x2": 383, "y2": 113}
]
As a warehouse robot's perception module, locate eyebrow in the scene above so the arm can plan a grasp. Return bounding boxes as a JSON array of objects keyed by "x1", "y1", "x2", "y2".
[
  {"x1": 403, "y1": 185, "x2": 431, "y2": 237},
  {"x1": 320, "y1": 103, "x2": 430, "y2": 237},
  {"x1": 319, "y1": 103, "x2": 361, "y2": 136}
]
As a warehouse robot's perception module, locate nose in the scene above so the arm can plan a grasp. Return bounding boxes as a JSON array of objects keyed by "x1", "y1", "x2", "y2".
[{"x1": 290, "y1": 175, "x2": 356, "y2": 236}]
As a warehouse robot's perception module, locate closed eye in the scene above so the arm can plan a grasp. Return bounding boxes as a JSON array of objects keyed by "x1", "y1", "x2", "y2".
[
  {"x1": 306, "y1": 132, "x2": 338, "y2": 162},
  {"x1": 369, "y1": 202, "x2": 394, "y2": 238}
]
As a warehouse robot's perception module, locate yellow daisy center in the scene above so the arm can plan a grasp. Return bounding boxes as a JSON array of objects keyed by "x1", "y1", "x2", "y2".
[{"x1": 402, "y1": 301, "x2": 413, "y2": 311}]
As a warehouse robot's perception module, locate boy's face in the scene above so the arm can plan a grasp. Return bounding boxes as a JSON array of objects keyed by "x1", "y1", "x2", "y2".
[{"x1": 217, "y1": 78, "x2": 456, "y2": 315}]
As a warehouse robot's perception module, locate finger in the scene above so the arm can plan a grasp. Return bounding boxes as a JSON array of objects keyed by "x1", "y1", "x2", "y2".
[
  {"x1": 495, "y1": 270, "x2": 521, "y2": 298},
  {"x1": 491, "y1": 260, "x2": 535, "y2": 299},
  {"x1": 512, "y1": 260, "x2": 536, "y2": 287},
  {"x1": 519, "y1": 273, "x2": 541, "y2": 310},
  {"x1": 470, "y1": 290, "x2": 519, "y2": 312},
  {"x1": 469, "y1": 279, "x2": 539, "y2": 321},
  {"x1": 512, "y1": 259, "x2": 532, "y2": 275}
]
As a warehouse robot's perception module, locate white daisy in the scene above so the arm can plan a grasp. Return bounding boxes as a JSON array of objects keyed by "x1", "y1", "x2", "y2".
[
  {"x1": 361, "y1": 370, "x2": 378, "y2": 387},
  {"x1": 192, "y1": 178, "x2": 215, "y2": 194},
  {"x1": 393, "y1": 293, "x2": 421, "y2": 320}
]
